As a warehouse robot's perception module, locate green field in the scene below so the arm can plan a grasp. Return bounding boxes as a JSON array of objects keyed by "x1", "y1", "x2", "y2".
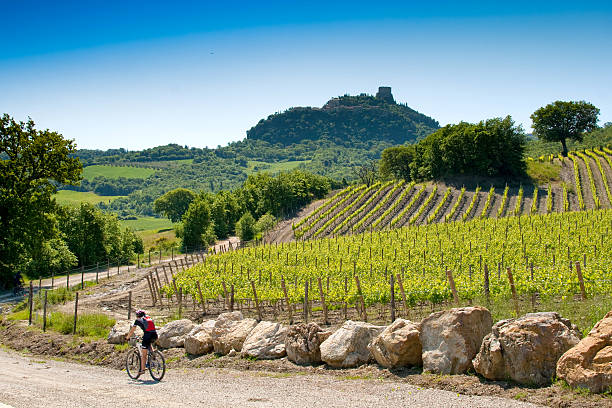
[
  {"x1": 246, "y1": 160, "x2": 311, "y2": 175},
  {"x1": 119, "y1": 216, "x2": 174, "y2": 231},
  {"x1": 82, "y1": 164, "x2": 156, "y2": 180},
  {"x1": 54, "y1": 190, "x2": 126, "y2": 206}
]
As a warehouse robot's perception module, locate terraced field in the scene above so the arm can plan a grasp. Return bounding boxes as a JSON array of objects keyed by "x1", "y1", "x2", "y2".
[{"x1": 291, "y1": 149, "x2": 612, "y2": 240}]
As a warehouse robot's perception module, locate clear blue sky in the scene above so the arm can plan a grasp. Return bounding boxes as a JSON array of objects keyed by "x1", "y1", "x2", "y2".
[{"x1": 1, "y1": 1, "x2": 610, "y2": 150}]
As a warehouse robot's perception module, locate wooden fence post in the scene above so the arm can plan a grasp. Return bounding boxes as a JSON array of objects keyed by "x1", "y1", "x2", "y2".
[
  {"x1": 317, "y1": 277, "x2": 328, "y2": 325},
  {"x1": 281, "y1": 277, "x2": 293, "y2": 324},
  {"x1": 81, "y1": 265, "x2": 84, "y2": 289},
  {"x1": 575, "y1": 261, "x2": 587, "y2": 300},
  {"x1": 146, "y1": 274, "x2": 156, "y2": 306},
  {"x1": 230, "y1": 284, "x2": 235, "y2": 312},
  {"x1": 506, "y1": 268, "x2": 519, "y2": 316},
  {"x1": 128, "y1": 291, "x2": 132, "y2": 320},
  {"x1": 178, "y1": 287, "x2": 183, "y2": 317},
  {"x1": 484, "y1": 264, "x2": 490, "y2": 304},
  {"x1": 197, "y1": 281, "x2": 206, "y2": 313},
  {"x1": 152, "y1": 276, "x2": 163, "y2": 307},
  {"x1": 43, "y1": 290, "x2": 48, "y2": 332},
  {"x1": 343, "y1": 276, "x2": 348, "y2": 320},
  {"x1": 304, "y1": 280, "x2": 309, "y2": 322},
  {"x1": 354, "y1": 275, "x2": 367, "y2": 322},
  {"x1": 66, "y1": 270, "x2": 70, "y2": 289},
  {"x1": 73, "y1": 292, "x2": 79, "y2": 335},
  {"x1": 251, "y1": 280, "x2": 262, "y2": 321},
  {"x1": 390, "y1": 272, "x2": 396, "y2": 322},
  {"x1": 96, "y1": 262, "x2": 99, "y2": 284},
  {"x1": 28, "y1": 282, "x2": 33, "y2": 326},
  {"x1": 396, "y1": 274, "x2": 409, "y2": 318},
  {"x1": 51, "y1": 271, "x2": 55, "y2": 290},
  {"x1": 446, "y1": 269, "x2": 459, "y2": 304}
]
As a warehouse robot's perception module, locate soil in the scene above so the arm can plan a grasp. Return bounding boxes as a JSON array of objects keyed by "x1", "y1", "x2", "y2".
[{"x1": 1, "y1": 319, "x2": 610, "y2": 408}]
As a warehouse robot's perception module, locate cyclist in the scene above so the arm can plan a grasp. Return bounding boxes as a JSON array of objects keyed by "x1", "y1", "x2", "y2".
[{"x1": 125, "y1": 310, "x2": 158, "y2": 375}]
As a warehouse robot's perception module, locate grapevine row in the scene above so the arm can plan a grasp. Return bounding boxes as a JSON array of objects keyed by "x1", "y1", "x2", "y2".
[
  {"x1": 427, "y1": 187, "x2": 452, "y2": 224},
  {"x1": 497, "y1": 185, "x2": 509, "y2": 218},
  {"x1": 588, "y1": 150, "x2": 612, "y2": 205},
  {"x1": 445, "y1": 187, "x2": 466, "y2": 222},
  {"x1": 462, "y1": 186, "x2": 481, "y2": 221},
  {"x1": 353, "y1": 180, "x2": 405, "y2": 231},
  {"x1": 576, "y1": 151, "x2": 600, "y2": 209},
  {"x1": 372, "y1": 182, "x2": 416, "y2": 229},
  {"x1": 332, "y1": 181, "x2": 393, "y2": 235},
  {"x1": 390, "y1": 184, "x2": 426, "y2": 227},
  {"x1": 410, "y1": 185, "x2": 438, "y2": 225},
  {"x1": 299, "y1": 184, "x2": 366, "y2": 238},
  {"x1": 479, "y1": 186, "x2": 495, "y2": 218},
  {"x1": 293, "y1": 185, "x2": 352, "y2": 231},
  {"x1": 312, "y1": 184, "x2": 376, "y2": 238}
]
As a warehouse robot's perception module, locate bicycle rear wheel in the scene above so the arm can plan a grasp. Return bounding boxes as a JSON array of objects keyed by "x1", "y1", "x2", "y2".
[
  {"x1": 148, "y1": 350, "x2": 166, "y2": 381},
  {"x1": 125, "y1": 349, "x2": 141, "y2": 379}
]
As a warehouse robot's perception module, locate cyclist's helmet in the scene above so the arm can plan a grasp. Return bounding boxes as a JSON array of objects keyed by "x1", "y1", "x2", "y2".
[{"x1": 135, "y1": 310, "x2": 146, "y2": 318}]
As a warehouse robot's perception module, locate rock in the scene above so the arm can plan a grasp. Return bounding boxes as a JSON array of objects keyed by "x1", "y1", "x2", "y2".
[
  {"x1": 212, "y1": 312, "x2": 257, "y2": 355},
  {"x1": 473, "y1": 312, "x2": 580, "y2": 385},
  {"x1": 369, "y1": 319, "x2": 422, "y2": 368},
  {"x1": 157, "y1": 319, "x2": 196, "y2": 349},
  {"x1": 557, "y1": 311, "x2": 612, "y2": 393},
  {"x1": 285, "y1": 323, "x2": 331, "y2": 365},
  {"x1": 184, "y1": 320, "x2": 216, "y2": 355},
  {"x1": 320, "y1": 320, "x2": 385, "y2": 368},
  {"x1": 242, "y1": 321, "x2": 287, "y2": 360},
  {"x1": 107, "y1": 320, "x2": 131, "y2": 344},
  {"x1": 420, "y1": 306, "x2": 492, "y2": 375}
]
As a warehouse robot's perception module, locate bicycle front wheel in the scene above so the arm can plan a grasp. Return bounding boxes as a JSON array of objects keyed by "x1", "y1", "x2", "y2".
[
  {"x1": 148, "y1": 350, "x2": 166, "y2": 381},
  {"x1": 125, "y1": 349, "x2": 141, "y2": 379}
]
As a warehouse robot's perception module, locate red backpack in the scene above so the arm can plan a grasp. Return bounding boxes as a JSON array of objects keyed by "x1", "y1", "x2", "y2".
[{"x1": 140, "y1": 316, "x2": 156, "y2": 332}]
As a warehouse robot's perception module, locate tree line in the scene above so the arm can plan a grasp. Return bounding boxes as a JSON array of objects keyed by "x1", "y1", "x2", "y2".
[
  {"x1": 155, "y1": 171, "x2": 336, "y2": 250},
  {"x1": 0, "y1": 115, "x2": 143, "y2": 288}
]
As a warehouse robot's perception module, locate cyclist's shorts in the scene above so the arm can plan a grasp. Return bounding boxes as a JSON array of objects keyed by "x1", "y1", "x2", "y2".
[{"x1": 142, "y1": 331, "x2": 158, "y2": 349}]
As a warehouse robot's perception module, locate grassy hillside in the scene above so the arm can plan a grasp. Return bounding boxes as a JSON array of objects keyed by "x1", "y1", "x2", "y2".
[
  {"x1": 54, "y1": 190, "x2": 126, "y2": 206},
  {"x1": 82, "y1": 164, "x2": 156, "y2": 180}
]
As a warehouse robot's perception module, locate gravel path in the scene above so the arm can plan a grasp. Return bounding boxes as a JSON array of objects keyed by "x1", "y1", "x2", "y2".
[{"x1": 0, "y1": 349, "x2": 544, "y2": 408}]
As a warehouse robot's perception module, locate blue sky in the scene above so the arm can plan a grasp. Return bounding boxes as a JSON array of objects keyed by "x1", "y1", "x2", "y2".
[{"x1": 1, "y1": 1, "x2": 610, "y2": 150}]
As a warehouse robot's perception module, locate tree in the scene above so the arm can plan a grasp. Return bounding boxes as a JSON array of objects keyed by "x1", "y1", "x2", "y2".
[
  {"x1": 379, "y1": 145, "x2": 415, "y2": 180},
  {"x1": 355, "y1": 161, "x2": 378, "y2": 187},
  {"x1": 0, "y1": 114, "x2": 81, "y2": 288},
  {"x1": 254, "y1": 213, "x2": 276, "y2": 238},
  {"x1": 235, "y1": 212, "x2": 255, "y2": 242},
  {"x1": 153, "y1": 188, "x2": 196, "y2": 222},
  {"x1": 177, "y1": 197, "x2": 212, "y2": 251},
  {"x1": 531, "y1": 101, "x2": 600, "y2": 156}
]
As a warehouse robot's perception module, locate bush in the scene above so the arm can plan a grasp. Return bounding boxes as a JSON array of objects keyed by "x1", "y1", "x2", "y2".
[{"x1": 236, "y1": 212, "x2": 256, "y2": 241}]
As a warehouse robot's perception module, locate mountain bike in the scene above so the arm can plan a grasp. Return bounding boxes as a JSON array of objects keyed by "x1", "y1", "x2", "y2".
[{"x1": 125, "y1": 335, "x2": 166, "y2": 381}]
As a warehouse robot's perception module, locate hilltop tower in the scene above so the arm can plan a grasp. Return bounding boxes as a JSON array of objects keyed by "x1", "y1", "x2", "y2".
[{"x1": 375, "y1": 86, "x2": 394, "y2": 103}]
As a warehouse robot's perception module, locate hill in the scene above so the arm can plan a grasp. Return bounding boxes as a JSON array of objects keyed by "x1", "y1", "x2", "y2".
[
  {"x1": 247, "y1": 87, "x2": 439, "y2": 146},
  {"x1": 64, "y1": 88, "x2": 440, "y2": 217}
]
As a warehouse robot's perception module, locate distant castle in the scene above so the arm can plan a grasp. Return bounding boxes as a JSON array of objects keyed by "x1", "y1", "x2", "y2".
[{"x1": 375, "y1": 86, "x2": 394, "y2": 103}]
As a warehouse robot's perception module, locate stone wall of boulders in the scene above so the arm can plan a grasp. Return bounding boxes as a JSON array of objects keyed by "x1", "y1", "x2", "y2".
[{"x1": 109, "y1": 307, "x2": 612, "y2": 393}]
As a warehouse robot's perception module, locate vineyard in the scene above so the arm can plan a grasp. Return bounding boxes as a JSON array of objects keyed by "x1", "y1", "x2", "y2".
[
  {"x1": 291, "y1": 148, "x2": 612, "y2": 240},
  {"x1": 166, "y1": 207, "x2": 612, "y2": 329}
]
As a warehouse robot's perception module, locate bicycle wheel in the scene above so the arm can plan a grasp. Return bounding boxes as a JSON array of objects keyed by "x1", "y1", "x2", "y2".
[
  {"x1": 148, "y1": 350, "x2": 166, "y2": 381},
  {"x1": 125, "y1": 349, "x2": 141, "y2": 379}
]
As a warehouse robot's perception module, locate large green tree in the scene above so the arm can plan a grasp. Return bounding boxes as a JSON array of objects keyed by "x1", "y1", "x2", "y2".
[
  {"x1": 531, "y1": 101, "x2": 600, "y2": 157},
  {"x1": 153, "y1": 188, "x2": 196, "y2": 222},
  {"x1": 379, "y1": 145, "x2": 415, "y2": 181},
  {"x1": 0, "y1": 115, "x2": 81, "y2": 288},
  {"x1": 177, "y1": 197, "x2": 213, "y2": 251}
]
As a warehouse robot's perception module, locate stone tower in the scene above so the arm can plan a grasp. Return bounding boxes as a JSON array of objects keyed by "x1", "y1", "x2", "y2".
[{"x1": 375, "y1": 86, "x2": 394, "y2": 103}]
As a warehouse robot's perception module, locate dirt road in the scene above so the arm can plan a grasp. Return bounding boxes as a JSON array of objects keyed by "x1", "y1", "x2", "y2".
[{"x1": 0, "y1": 349, "x2": 542, "y2": 408}]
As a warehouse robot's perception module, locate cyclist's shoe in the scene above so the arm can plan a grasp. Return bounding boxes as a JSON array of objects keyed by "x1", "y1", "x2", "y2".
[{"x1": 138, "y1": 369, "x2": 146, "y2": 375}]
